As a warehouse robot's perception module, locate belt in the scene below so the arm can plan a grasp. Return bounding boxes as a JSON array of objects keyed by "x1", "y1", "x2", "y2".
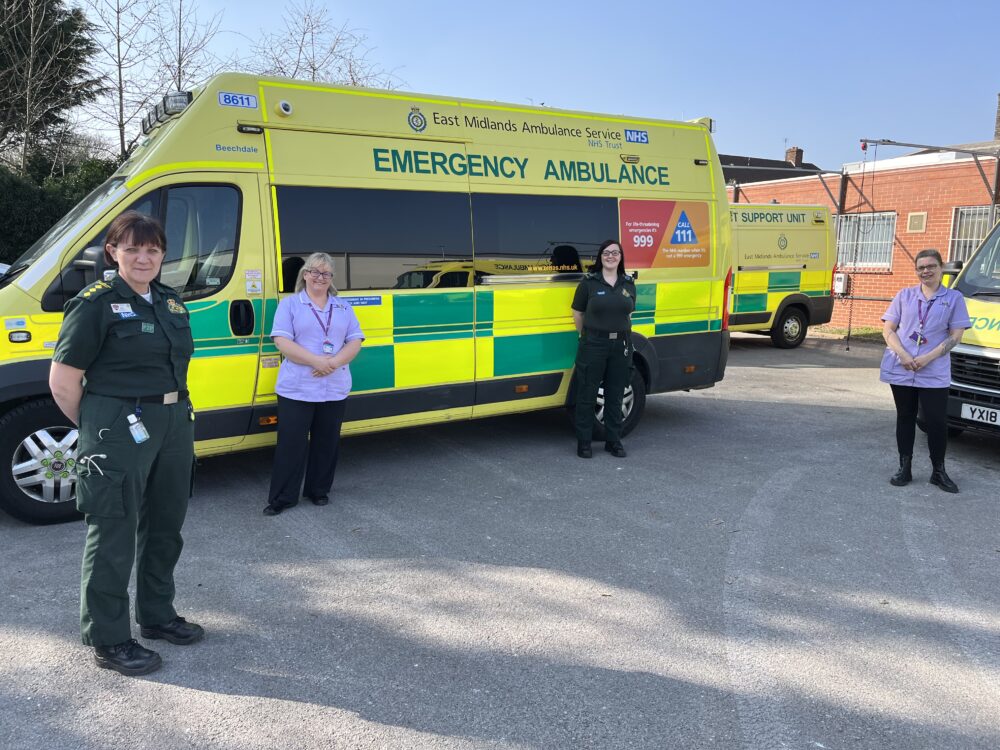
[
  {"x1": 585, "y1": 330, "x2": 628, "y2": 340},
  {"x1": 92, "y1": 390, "x2": 188, "y2": 404}
]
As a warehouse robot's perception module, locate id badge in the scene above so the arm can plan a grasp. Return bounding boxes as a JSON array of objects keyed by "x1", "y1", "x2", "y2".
[
  {"x1": 322, "y1": 342, "x2": 335, "y2": 355},
  {"x1": 908, "y1": 330, "x2": 927, "y2": 345}
]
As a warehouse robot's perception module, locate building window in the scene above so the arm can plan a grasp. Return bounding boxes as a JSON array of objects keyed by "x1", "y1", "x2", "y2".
[
  {"x1": 836, "y1": 212, "x2": 896, "y2": 269},
  {"x1": 949, "y1": 206, "x2": 999, "y2": 263}
]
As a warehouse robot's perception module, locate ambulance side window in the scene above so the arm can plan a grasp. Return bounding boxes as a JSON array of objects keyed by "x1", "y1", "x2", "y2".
[
  {"x1": 161, "y1": 185, "x2": 241, "y2": 300},
  {"x1": 275, "y1": 186, "x2": 473, "y2": 291},
  {"x1": 471, "y1": 194, "x2": 618, "y2": 281}
]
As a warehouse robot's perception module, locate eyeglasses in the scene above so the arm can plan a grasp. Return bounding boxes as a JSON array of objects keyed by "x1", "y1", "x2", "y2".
[
  {"x1": 601, "y1": 250, "x2": 621, "y2": 257},
  {"x1": 916, "y1": 264, "x2": 939, "y2": 273},
  {"x1": 306, "y1": 269, "x2": 332, "y2": 279}
]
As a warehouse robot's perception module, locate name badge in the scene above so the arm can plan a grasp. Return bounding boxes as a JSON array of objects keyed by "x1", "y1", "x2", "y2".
[
  {"x1": 323, "y1": 342, "x2": 336, "y2": 355},
  {"x1": 110, "y1": 303, "x2": 133, "y2": 314},
  {"x1": 908, "y1": 330, "x2": 927, "y2": 345}
]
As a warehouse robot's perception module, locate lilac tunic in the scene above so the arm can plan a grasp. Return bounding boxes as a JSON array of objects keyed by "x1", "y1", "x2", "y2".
[
  {"x1": 879, "y1": 285, "x2": 970, "y2": 388},
  {"x1": 270, "y1": 291, "x2": 364, "y2": 402}
]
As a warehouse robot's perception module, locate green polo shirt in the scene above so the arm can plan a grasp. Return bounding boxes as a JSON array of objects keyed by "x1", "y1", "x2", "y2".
[
  {"x1": 53, "y1": 276, "x2": 194, "y2": 397},
  {"x1": 571, "y1": 272, "x2": 636, "y2": 333}
]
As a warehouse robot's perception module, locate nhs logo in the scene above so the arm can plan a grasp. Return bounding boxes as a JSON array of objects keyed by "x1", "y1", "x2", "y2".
[{"x1": 625, "y1": 129, "x2": 649, "y2": 144}]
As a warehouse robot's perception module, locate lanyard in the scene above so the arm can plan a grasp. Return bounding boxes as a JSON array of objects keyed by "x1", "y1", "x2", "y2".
[
  {"x1": 916, "y1": 297, "x2": 936, "y2": 331},
  {"x1": 308, "y1": 302, "x2": 334, "y2": 341}
]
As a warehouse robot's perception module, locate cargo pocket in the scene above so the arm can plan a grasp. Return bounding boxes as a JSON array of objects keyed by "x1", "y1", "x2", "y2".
[{"x1": 76, "y1": 467, "x2": 127, "y2": 518}]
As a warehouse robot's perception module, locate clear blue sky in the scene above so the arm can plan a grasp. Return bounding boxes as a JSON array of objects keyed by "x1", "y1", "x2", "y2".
[{"x1": 204, "y1": 0, "x2": 1000, "y2": 169}]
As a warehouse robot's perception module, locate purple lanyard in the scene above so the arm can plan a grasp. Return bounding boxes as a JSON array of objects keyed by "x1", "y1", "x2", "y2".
[
  {"x1": 308, "y1": 302, "x2": 333, "y2": 342},
  {"x1": 916, "y1": 297, "x2": 935, "y2": 331}
]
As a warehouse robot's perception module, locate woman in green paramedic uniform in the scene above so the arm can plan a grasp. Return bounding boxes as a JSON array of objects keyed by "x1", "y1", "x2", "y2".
[
  {"x1": 49, "y1": 211, "x2": 203, "y2": 677},
  {"x1": 571, "y1": 239, "x2": 636, "y2": 459}
]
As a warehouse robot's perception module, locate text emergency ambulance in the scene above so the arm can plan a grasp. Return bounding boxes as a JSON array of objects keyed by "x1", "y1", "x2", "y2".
[
  {"x1": 0, "y1": 72, "x2": 734, "y2": 524},
  {"x1": 727, "y1": 205, "x2": 835, "y2": 347},
  {"x1": 945, "y1": 219, "x2": 1000, "y2": 436}
]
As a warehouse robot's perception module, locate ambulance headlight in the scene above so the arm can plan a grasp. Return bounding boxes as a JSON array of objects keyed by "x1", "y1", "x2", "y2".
[{"x1": 162, "y1": 91, "x2": 192, "y2": 115}]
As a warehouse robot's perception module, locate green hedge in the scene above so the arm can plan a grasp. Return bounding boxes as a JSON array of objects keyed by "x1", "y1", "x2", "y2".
[{"x1": 0, "y1": 160, "x2": 117, "y2": 266}]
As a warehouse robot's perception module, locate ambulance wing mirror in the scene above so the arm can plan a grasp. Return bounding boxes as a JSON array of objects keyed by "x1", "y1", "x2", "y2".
[
  {"x1": 942, "y1": 259, "x2": 963, "y2": 287},
  {"x1": 72, "y1": 246, "x2": 107, "y2": 285}
]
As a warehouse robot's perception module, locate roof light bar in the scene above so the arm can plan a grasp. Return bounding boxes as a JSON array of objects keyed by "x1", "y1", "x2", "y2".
[{"x1": 162, "y1": 91, "x2": 193, "y2": 115}]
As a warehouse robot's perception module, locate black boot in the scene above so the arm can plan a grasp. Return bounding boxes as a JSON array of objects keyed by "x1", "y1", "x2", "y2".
[
  {"x1": 929, "y1": 461, "x2": 959, "y2": 493},
  {"x1": 94, "y1": 639, "x2": 162, "y2": 676},
  {"x1": 889, "y1": 455, "x2": 912, "y2": 486},
  {"x1": 577, "y1": 441, "x2": 592, "y2": 458}
]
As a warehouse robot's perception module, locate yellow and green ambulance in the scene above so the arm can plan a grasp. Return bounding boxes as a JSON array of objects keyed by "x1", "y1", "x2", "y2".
[
  {"x1": 0, "y1": 72, "x2": 733, "y2": 523},
  {"x1": 945, "y1": 220, "x2": 1000, "y2": 436},
  {"x1": 728, "y1": 205, "x2": 835, "y2": 347}
]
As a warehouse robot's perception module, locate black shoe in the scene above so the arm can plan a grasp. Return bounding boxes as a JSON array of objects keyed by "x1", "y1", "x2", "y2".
[
  {"x1": 140, "y1": 616, "x2": 205, "y2": 645},
  {"x1": 889, "y1": 455, "x2": 912, "y2": 486},
  {"x1": 307, "y1": 495, "x2": 329, "y2": 506},
  {"x1": 94, "y1": 639, "x2": 162, "y2": 676},
  {"x1": 577, "y1": 441, "x2": 592, "y2": 458},
  {"x1": 604, "y1": 441, "x2": 627, "y2": 458},
  {"x1": 263, "y1": 504, "x2": 283, "y2": 516},
  {"x1": 929, "y1": 463, "x2": 959, "y2": 494}
]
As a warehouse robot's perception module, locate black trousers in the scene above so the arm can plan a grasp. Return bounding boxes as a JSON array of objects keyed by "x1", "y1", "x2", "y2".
[
  {"x1": 573, "y1": 332, "x2": 631, "y2": 443},
  {"x1": 890, "y1": 384, "x2": 949, "y2": 464},
  {"x1": 267, "y1": 395, "x2": 347, "y2": 508}
]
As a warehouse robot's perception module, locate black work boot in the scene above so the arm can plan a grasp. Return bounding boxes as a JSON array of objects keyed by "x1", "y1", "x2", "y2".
[
  {"x1": 577, "y1": 441, "x2": 592, "y2": 459},
  {"x1": 929, "y1": 462, "x2": 959, "y2": 493},
  {"x1": 140, "y1": 616, "x2": 205, "y2": 645},
  {"x1": 889, "y1": 455, "x2": 912, "y2": 486},
  {"x1": 94, "y1": 639, "x2": 162, "y2": 676}
]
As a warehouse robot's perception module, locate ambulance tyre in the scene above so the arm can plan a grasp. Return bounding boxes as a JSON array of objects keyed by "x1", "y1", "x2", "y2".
[
  {"x1": 0, "y1": 399, "x2": 82, "y2": 525},
  {"x1": 771, "y1": 307, "x2": 808, "y2": 349},
  {"x1": 569, "y1": 366, "x2": 647, "y2": 440}
]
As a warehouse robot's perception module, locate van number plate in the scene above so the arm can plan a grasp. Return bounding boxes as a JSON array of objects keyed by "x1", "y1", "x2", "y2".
[
  {"x1": 961, "y1": 403, "x2": 1000, "y2": 425},
  {"x1": 218, "y1": 92, "x2": 257, "y2": 109}
]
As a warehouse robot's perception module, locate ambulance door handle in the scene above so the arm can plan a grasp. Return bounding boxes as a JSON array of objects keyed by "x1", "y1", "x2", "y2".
[{"x1": 229, "y1": 299, "x2": 255, "y2": 336}]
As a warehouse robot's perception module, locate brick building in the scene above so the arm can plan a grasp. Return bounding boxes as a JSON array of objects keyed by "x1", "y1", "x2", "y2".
[{"x1": 726, "y1": 104, "x2": 1000, "y2": 328}]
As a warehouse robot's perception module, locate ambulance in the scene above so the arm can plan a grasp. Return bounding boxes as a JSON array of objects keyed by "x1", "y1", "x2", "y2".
[
  {"x1": 727, "y1": 205, "x2": 835, "y2": 347},
  {"x1": 945, "y1": 219, "x2": 1000, "y2": 436},
  {"x1": 0, "y1": 72, "x2": 733, "y2": 524}
]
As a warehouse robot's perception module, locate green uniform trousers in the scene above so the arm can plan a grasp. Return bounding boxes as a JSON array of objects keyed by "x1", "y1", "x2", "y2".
[
  {"x1": 573, "y1": 332, "x2": 632, "y2": 443},
  {"x1": 76, "y1": 394, "x2": 194, "y2": 646}
]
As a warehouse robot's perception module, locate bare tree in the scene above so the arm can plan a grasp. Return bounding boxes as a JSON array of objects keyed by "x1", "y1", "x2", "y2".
[
  {"x1": 0, "y1": 0, "x2": 102, "y2": 173},
  {"x1": 153, "y1": 0, "x2": 224, "y2": 92},
  {"x1": 81, "y1": 0, "x2": 162, "y2": 158},
  {"x1": 250, "y1": 0, "x2": 397, "y2": 88}
]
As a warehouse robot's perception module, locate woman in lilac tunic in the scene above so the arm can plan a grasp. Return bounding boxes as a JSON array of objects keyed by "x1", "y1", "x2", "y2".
[
  {"x1": 264, "y1": 253, "x2": 364, "y2": 515},
  {"x1": 880, "y1": 249, "x2": 970, "y2": 493}
]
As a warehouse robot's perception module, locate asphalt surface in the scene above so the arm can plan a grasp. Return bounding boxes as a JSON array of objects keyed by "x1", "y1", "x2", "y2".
[{"x1": 1, "y1": 334, "x2": 998, "y2": 749}]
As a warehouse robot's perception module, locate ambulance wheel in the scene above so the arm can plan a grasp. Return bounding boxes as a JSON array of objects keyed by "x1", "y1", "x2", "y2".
[
  {"x1": 0, "y1": 399, "x2": 82, "y2": 525},
  {"x1": 771, "y1": 307, "x2": 807, "y2": 348},
  {"x1": 592, "y1": 367, "x2": 647, "y2": 440}
]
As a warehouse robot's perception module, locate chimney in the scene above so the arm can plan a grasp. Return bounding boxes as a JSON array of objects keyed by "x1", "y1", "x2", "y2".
[
  {"x1": 994, "y1": 93, "x2": 1000, "y2": 141},
  {"x1": 785, "y1": 146, "x2": 804, "y2": 167}
]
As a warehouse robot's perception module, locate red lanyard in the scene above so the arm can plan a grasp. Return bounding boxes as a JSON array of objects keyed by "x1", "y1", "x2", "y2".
[{"x1": 308, "y1": 302, "x2": 333, "y2": 341}]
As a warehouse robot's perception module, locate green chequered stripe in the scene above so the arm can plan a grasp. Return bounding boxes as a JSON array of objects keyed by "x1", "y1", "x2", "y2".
[
  {"x1": 351, "y1": 344, "x2": 394, "y2": 391},
  {"x1": 474, "y1": 290, "x2": 494, "y2": 337},
  {"x1": 493, "y1": 330, "x2": 579, "y2": 377},
  {"x1": 734, "y1": 294, "x2": 767, "y2": 313},
  {"x1": 804, "y1": 289, "x2": 831, "y2": 297},
  {"x1": 767, "y1": 271, "x2": 801, "y2": 292},
  {"x1": 393, "y1": 291, "x2": 473, "y2": 328},
  {"x1": 635, "y1": 284, "x2": 656, "y2": 313},
  {"x1": 655, "y1": 320, "x2": 712, "y2": 335}
]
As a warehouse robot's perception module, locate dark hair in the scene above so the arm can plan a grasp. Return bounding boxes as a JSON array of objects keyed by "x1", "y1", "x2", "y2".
[
  {"x1": 587, "y1": 239, "x2": 626, "y2": 275},
  {"x1": 104, "y1": 211, "x2": 166, "y2": 266},
  {"x1": 914, "y1": 248, "x2": 943, "y2": 268}
]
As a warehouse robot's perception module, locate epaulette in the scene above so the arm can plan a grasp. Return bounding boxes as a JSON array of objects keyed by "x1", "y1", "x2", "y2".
[{"x1": 78, "y1": 280, "x2": 114, "y2": 301}]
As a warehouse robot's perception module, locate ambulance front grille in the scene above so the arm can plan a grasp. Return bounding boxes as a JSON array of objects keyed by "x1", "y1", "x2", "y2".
[{"x1": 951, "y1": 351, "x2": 1000, "y2": 391}]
